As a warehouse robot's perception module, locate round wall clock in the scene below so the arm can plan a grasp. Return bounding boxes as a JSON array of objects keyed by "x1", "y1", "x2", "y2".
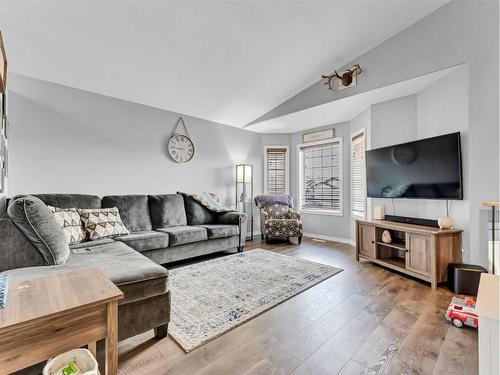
[{"x1": 168, "y1": 134, "x2": 195, "y2": 163}]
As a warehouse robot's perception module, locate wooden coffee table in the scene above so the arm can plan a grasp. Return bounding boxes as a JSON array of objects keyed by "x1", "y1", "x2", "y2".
[{"x1": 0, "y1": 267, "x2": 123, "y2": 375}]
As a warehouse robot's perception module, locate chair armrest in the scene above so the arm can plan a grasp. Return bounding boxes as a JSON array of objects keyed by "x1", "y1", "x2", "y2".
[{"x1": 288, "y1": 211, "x2": 301, "y2": 220}]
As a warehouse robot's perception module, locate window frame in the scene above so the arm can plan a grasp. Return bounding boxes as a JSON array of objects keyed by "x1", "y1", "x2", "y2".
[
  {"x1": 350, "y1": 128, "x2": 366, "y2": 219},
  {"x1": 297, "y1": 137, "x2": 343, "y2": 216},
  {"x1": 263, "y1": 145, "x2": 289, "y2": 195}
]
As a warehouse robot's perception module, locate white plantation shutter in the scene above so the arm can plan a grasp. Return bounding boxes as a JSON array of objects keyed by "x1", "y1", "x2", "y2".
[
  {"x1": 351, "y1": 131, "x2": 366, "y2": 218},
  {"x1": 299, "y1": 139, "x2": 342, "y2": 213},
  {"x1": 265, "y1": 147, "x2": 288, "y2": 194}
]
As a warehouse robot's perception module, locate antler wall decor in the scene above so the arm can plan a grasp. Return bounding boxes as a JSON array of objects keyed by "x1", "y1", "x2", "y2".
[{"x1": 321, "y1": 64, "x2": 362, "y2": 91}]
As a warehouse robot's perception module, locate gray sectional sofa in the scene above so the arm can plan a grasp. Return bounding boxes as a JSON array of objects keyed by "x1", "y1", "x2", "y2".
[{"x1": 0, "y1": 193, "x2": 247, "y2": 348}]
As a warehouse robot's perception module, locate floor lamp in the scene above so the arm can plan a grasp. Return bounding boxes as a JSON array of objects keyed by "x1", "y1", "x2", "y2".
[{"x1": 236, "y1": 164, "x2": 253, "y2": 240}]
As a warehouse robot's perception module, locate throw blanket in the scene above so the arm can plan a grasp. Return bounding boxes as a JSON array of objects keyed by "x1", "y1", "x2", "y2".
[
  {"x1": 254, "y1": 194, "x2": 294, "y2": 208},
  {"x1": 178, "y1": 192, "x2": 234, "y2": 213}
]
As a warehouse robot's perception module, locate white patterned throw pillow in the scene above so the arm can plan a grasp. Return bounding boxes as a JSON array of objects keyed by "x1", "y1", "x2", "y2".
[
  {"x1": 47, "y1": 206, "x2": 87, "y2": 245},
  {"x1": 78, "y1": 207, "x2": 129, "y2": 240}
]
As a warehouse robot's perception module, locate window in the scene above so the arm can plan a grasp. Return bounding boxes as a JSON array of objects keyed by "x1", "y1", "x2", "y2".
[
  {"x1": 298, "y1": 138, "x2": 342, "y2": 215},
  {"x1": 264, "y1": 146, "x2": 289, "y2": 194},
  {"x1": 351, "y1": 129, "x2": 366, "y2": 218}
]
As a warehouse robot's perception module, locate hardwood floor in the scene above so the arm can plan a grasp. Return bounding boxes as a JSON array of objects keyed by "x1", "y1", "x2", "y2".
[{"x1": 117, "y1": 237, "x2": 478, "y2": 375}]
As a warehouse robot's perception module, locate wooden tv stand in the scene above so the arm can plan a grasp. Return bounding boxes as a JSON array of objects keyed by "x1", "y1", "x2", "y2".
[{"x1": 355, "y1": 219, "x2": 463, "y2": 289}]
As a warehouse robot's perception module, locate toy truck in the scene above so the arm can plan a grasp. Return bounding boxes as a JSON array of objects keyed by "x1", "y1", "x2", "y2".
[{"x1": 445, "y1": 296, "x2": 478, "y2": 328}]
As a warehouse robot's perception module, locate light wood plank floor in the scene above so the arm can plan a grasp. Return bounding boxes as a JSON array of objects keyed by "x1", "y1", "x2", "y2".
[{"x1": 117, "y1": 237, "x2": 478, "y2": 375}]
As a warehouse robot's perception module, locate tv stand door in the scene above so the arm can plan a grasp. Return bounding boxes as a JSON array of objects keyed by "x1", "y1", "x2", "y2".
[
  {"x1": 406, "y1": 233, "x2": 431, "y2": 276},
  {"x1": 358, "y1": 224, "x2": 376, "y2": 259}
]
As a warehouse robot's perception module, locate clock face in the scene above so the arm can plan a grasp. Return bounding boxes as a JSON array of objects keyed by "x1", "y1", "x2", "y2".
[{"x1": 168, "y1": 135, "x2": 195, "y2": 163}]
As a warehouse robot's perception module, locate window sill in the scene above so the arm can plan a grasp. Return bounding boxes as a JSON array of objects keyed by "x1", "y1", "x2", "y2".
[{"x1": 300, "y1": 209, "x2": 343, "y2": 217}]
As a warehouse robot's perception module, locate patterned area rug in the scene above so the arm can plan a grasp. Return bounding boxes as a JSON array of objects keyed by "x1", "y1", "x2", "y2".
[{"x1": 168, "y1": 249, "x2": 343, "y2": 352}]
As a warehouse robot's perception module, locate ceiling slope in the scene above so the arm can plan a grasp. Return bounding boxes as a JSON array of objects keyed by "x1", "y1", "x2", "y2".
[
  {"x1": 246, "y1": 65, "x2": 463, "y2": 133},
  {"x1": 1, "y1": 0, "x2": 449, "y2": 127}
]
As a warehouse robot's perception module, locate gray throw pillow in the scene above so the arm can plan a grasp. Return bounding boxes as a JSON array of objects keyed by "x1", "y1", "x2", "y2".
[{"x1": 7, "y1": 195, "x2": 69, "y2": 265}]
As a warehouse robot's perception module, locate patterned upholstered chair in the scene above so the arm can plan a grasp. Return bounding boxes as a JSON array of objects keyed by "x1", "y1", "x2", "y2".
[{"x1": 255, "y1": 195, "x2": 303, "y2": 244}]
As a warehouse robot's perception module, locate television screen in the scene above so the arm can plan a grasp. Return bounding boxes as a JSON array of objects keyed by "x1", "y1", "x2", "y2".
[{"x1": 366, "y1": 132, "x2": 463, "y2": 199}]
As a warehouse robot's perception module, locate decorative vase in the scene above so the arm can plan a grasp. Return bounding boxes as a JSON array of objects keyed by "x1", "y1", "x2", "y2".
[
  {"x1": 374, "y1": 206, "x2": 385, "y2": 220},
  {"x1": 438, "y1": 217, "x2": 454, "y2": 230},
  {"x1": 382, "y1": 230, "x2": 392, "y2": 244}
]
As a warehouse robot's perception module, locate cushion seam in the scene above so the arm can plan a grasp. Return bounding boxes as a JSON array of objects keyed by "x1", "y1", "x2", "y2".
[{"x1": 23, "y1": 200, "x2": 58, "y2": 265}]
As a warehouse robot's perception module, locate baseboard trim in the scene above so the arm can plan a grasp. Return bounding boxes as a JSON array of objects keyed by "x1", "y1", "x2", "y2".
[{"x1": 303, "y1": 232, "x2": 355, "y2": 247}]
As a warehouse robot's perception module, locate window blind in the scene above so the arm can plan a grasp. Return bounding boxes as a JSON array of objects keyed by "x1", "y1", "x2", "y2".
[
  {"x1": 265, "y1": 147, "x2": 288, "y2": 194},
  {"x1": 300, "y1": 141, "x2": 341, "y2": 212},
  {"x1": 351, "y1": 131, "x2": 366, "y2": 217}
]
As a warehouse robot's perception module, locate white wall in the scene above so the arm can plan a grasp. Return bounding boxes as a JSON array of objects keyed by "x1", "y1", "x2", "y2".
[
  {"x1": 8, "y1": 74, "x2": 263, "y2": 227},
  {"x1": 371, "y1": 95, "x2": 417, "y2": 149}
]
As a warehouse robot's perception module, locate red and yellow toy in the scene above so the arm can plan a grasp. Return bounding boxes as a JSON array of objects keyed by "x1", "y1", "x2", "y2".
[{"x1": 445, "y1": 296, "x2": 478, "y2": 328}]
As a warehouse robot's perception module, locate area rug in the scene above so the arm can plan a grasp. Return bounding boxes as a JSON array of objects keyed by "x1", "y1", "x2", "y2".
[{"x1": 168, "y1": 249, "x2": 343, "y2": 352}]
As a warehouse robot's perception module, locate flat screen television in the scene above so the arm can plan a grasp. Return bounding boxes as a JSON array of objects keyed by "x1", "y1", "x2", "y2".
[{"x1": 366, "y1": 132, "x2": 463, "y2": 200}]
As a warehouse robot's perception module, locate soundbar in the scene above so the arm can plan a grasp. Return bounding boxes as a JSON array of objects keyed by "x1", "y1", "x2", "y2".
[{"x1": 384, "y1": 215, "x2": 439, "y2": 228}]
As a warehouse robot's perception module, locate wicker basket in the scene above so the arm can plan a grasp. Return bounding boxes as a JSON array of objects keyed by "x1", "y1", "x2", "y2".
[{"x1": 43, "y1": 349, "x2": 98, "y2": 375}]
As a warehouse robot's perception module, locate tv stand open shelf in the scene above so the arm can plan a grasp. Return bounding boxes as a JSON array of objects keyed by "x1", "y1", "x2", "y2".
[{"x1": 355, "y1": 219, "x2": 463, "y2": 289}]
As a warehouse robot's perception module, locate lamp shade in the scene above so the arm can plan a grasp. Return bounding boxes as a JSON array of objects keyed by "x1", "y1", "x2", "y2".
[{"x1": 236, "y1": 164, "x2": 252, "y2": 183}]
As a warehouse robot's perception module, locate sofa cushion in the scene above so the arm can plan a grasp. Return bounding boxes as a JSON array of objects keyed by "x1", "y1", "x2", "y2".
[
  {"x1": 35, "y1": 194, "x2": 101, "y2": 209},
  {"x1": 79, "y1": 207, "x2": 129, "y2": 240},
  {"x1": 149, "y1": 194, "x2": 187, "y2": 229},
  {"x1": 48, "y1": 206, "x2": 87, "y2": 244},
  {"x1": 7, "y1": 195, "x2": 69, "y2": 265},
  {"x1": 115, "y1": 231, "x2": 169, "y2": 252},
  {"x1": 6, "y1": 241, "x2": 169, "y2": 305},
  {"x1": 196, "y1": 224, "x2": 239, "y2": 239},
  {"x1": 102, "y1": 195, "x2": 152, "y2": 232},
  {"x1": 183, "y1": 195, "x2": 218, "y2": 225},
  {"x1": 157, "y1": 226, "x2": 207, "y2": 246}
]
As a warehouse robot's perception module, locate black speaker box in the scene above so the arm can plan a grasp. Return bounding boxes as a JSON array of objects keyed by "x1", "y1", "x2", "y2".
[
  {"x1": 384, "y1": 215, "x2": 439, "y2": 228},
  {"x1": 447, "y1": 263, "x2": 487, "y2": 296}
]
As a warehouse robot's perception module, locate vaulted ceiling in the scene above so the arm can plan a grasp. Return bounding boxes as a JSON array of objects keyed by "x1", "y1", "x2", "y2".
[{"x1": 1, "y1": 0, "x2": 449, "y2": 128}]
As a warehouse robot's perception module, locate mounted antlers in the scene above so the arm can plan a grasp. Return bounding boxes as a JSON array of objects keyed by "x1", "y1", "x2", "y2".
[{"x1": 321, "y1": 64, "x2": 362, "y2": 91}]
